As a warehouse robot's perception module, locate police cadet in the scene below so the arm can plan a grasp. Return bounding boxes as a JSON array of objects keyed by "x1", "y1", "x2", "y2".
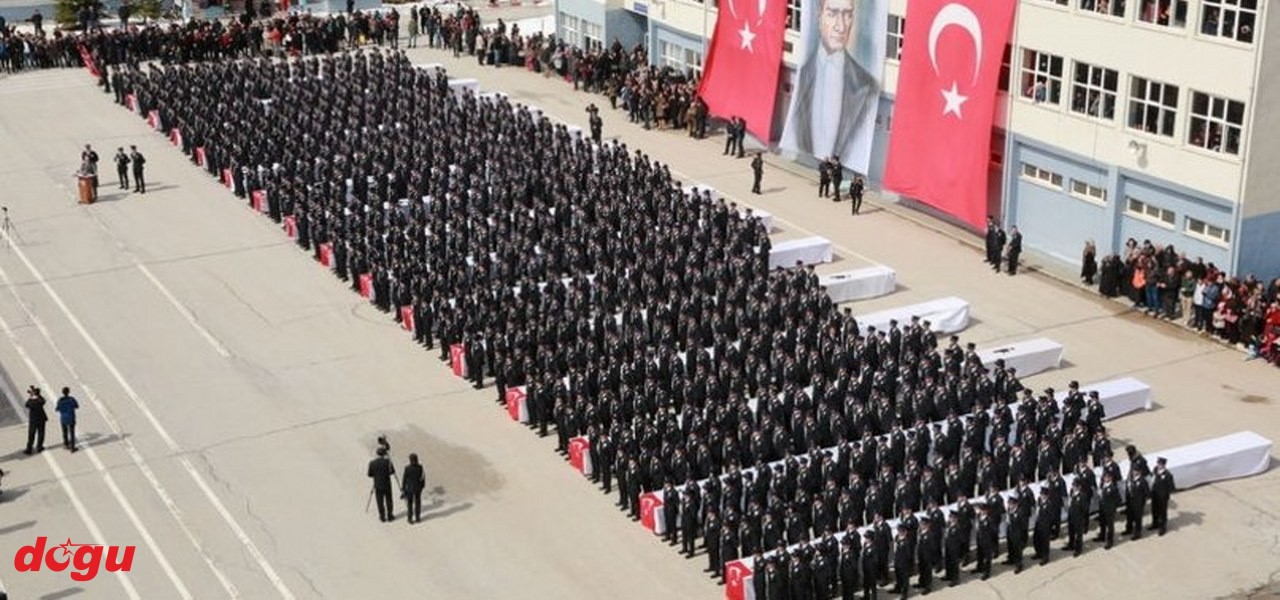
[
  {"x1": 860, "y1": 530, "x2": 879, "y2": 600},
  {"x1": 1064, "y1": 480, "x2": 1088, "y2": 556},
  {"x1": 1125, "y1": 466, "x2": 1150, "y2": 540},
  {"x1": 1033, "y1": 489, "x2": 1054, "y2": 566},
  {"x1": 830, "y1": 157, "x2": 844, "y2": 202},
  {"x1": 1005, "y1": 495, "x2": 1028, "y2": 573},
  {"x1": 1096, "y1": 472, "x2": 1121, "y2": 549},
  {"x1": 943, "y1": 512, "x2": 963, "y2": 586},
  {"x1": 750, "y1": 152, "x2": 764, "y2": 195},
  {"x1": 818, "y1": 159, "x2": 831, "y2": 198},
  {"x1": 891, "y1": 526, "x2": 911, "y2": 598},
  {"x1": 973, "y1": 503, "x2": 996, "y2": 580},
  {"x1": 1150, "y1": 457, "x2": 1176, "y2": 536},
  {"x1": 915, "y1": 517, "x2": 937, "y2": 594}
]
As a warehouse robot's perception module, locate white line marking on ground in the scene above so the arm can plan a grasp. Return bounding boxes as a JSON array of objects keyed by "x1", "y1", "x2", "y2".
[
  {"x1": 0, "y1": 313, "x2": 143, "y2": 600},
  {"x1": 0, "y1": 228, "x2": 297, "y2": 600},
  {"x1": 0, "y1": 260, "x2": 241, "y2": 598},
  {"x1": 136, "y1": 263, "x2": 233, "y2": 358}
]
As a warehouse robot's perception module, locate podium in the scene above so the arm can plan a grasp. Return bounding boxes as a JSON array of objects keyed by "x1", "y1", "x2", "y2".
[{"x1": 77, "y1": 175, "x2": 96, "y2": 204}]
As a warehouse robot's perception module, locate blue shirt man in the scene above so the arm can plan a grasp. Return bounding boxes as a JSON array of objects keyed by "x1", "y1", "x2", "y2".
[{"x1": 56, "y1": 387, "x2": 79, "y2": 452}]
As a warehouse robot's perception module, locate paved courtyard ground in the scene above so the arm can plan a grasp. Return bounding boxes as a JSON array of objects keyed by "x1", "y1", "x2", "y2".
[{"x1": 0, "y1": 15, "x2": 1276, "y2": 598}]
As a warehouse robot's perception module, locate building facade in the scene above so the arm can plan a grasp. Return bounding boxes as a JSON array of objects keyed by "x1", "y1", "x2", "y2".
[{"x1": 551, "y1": 0, "x2": 1280, "y2": 278}]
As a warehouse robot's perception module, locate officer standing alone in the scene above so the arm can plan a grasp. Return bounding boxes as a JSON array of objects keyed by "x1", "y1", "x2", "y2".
[
  {"x1": 130, "y1": 145, "x2": 147, "y2": 194},
  {"x1": 751, "y1": 152, "x2": 764, "y2": 195}
]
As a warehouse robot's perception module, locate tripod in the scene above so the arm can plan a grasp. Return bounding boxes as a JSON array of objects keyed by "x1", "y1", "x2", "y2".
[{"x1": 1, "y1": 207, "x2": 16, "y2": 249}]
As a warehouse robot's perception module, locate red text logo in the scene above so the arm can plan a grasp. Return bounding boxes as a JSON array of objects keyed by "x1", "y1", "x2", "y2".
[{"x1": 14, "y1": 537, "x2": 136, "y2": 582}]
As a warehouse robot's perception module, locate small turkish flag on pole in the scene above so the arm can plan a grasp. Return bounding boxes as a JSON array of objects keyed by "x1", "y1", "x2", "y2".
[{"x1": 883, "y1": 0, "x2": 1016, "y2": 229}]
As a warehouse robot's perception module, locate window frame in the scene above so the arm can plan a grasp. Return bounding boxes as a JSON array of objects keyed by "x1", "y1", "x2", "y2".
[
  {"x1": 1127, "y1": 76, "x2": 1179, "y2": 138},
  {"x1": 1137, "y1": 0, "x2": 1188, "y2": 28},
  {"x1": 1125, "y1": 196, "x2": 1177, "y2": 229},
  {"x1": 1200, "y1": 0, "x2": 1257, "y2": 44},
  {"x1": 1187, "y1": 90, "x2": 1246, "y2": 156},
  {"x1": 1070, "y1": 179, "x2": 1109, "y2": 205},
  {"x1": 1079, "y1": 0, "x2": 1127, "y2": 18},
  {"x1": 1021, "y1": 162, "x2": 1064, "y2": 190},
  {"x1": 1020, "y1": 48, "x2": 1065, "y2": 105},
  {"x1": 787, "y1": 0, "x2": 803, "y2": 32},
  {"x1": 1069, "y1": 61, "x2": 1119, "y2": 121},
  {"x1": 1185, "y1": 216, "x2": 1232, "y2": 246},
  {"x1": 886, "y1": 14, "x2": 906, "y2": 61}
]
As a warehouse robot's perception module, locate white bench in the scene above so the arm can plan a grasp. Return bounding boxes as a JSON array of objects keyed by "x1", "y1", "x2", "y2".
[
  {"x1": 819, "y1": 265, "x2": 897, "y2": 303},
  {"x1": 1056, "y1": 376, "x2": 1152, "y2": 421},
  {"x1": 768, "y1": 236, "x2": 834, "y2": 269},
  {"x1": 978, "y1": 337, "x2": 1065, "y2": 377},
  {"x1": 857, "y1": 296, "x2": 970, "y2": 335},
  {"x1": 447, "y1": 78, "x2": 479, "y2": 96}
]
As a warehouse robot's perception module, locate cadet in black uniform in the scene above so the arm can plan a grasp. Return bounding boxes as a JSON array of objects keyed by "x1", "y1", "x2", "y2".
[
  {"x1": 1150, "y1": 457, "x2": 1176, "y2": 536},
  {"x1": 751, "y1": 152, "x2": 764, "y2": 195}
]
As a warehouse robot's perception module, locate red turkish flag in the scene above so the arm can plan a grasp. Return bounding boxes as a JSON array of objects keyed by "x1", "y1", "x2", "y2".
[
  {"x1": 883, "y1": 0, "x2": 1016, "y2": 229},
  {"x1": 450, "y1": 343, "x2": 468, "y2": 377},
  {"x1": 724, "y1": 560, "x2": 753, "y2": 600},
  {"x1": 568, "y1": 437, "x2": 590, "y2": 473},
  {"x1": 696, "y1": 0, "x2": 788, "y2": 140},
  {"x1": 639, "y1": 492, "x2": 662, "y2": 531},
  {"x1": 399, "y1": 305, "x2": 415, "y2": 332}
]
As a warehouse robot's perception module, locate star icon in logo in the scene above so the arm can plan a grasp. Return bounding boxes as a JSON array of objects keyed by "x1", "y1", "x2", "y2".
[
  {"x1": 940, "y1": 81, "x2": 968, "y2": 118},
  {"x1": 738, "y1": 22, "x2": 757, "y2": 52},
  {"x1": 55, "y1": 538, "x2": 75, "y2": 560}
]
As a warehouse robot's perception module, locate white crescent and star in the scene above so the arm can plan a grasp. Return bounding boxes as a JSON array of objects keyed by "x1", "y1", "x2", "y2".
[
  {"x1": 727, "y1": 0, "x2": 769, "y2": 52},
  {"x1": 926, "y1": 3, "x2": 984, "y2": 119}
]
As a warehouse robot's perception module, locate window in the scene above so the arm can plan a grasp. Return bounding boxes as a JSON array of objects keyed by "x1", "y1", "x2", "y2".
[
  {"x1": 1188, "y1": 91, "x2": 1245, "y2": 155},
  {"x1": 787, "y1": 0, "x2": 802, "y2": 32},
  {"x1": 659, "y1": 42, "x2": 704, "y2": 78},
  {"x1": 1020, "y1": 49, "x2": 1064, "y2": 105},
  {"x1": 1127, "y1": 77, "x2": 1179, "y2": 137},
  {"x1": 559, "y1": 13, "x2": 581, "y2": 48},
  {"x1": 582, "y1": 21, "x2": 603, "y2": 52},
  {"x1": 1071, "y1": 180, "x2": 1108, "y2": 202},
  {"x1": 1126, "y1": 197, "x2": 1176, "y2": 227},
  {"x1": 1021, "y1": 163, "x2": 1063, "y2": 188},
  {"x1": 1186, "y1": 217, "x2": 1231, "y2": 245},
  {"x1": 886, "y1": 15, "x2": 906, "y2": 60},
  {"x1": 998, "y1": 45, "x2": 1011, "y2": 92},
  {"x1": 1070, "y1": 62, "x2": 1118, "y2": 120},
  {"x1": 1201, "y1": 0, "x2": 1257, "y2": 43},
  {"x1": 1080, "y1": 0, "x2": 1126, "y2": 17},
  {"x1": 1138, "y1": 0, "x2": 1187, "y2": 27},
  {"x1": 685, "y1": 48, "x2": 704, "y2": 78}
]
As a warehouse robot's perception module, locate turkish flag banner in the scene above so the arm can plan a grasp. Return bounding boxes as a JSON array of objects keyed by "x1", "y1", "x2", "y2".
[
  {"x1": 359, "y1": 273, "x2": 374, "y2": 299},
  {"x1": 221, "y1": 168, "x2": 234, "y2": 188},
  {"x1": 318, "y1": 242, "x2": 334, "y2": 267},
  {"x1": 696, "y1": 0, "x2": 788, "y2": 140},
  {"x1": 170, "y1": 128, "x2": 182, "y2": 147},
  {"x1": 450, "y1": 343, "x2": 468, "y2": 377},
  {"x1": 195, "y1": 147, "x2": 207, "y2": 167},
  {"x1": 126, "y1": 94, "x2": 137, "y2": 113},
  {"x1": 724, "y1": 560, "x2": 754, "y2": 600},
  {"x1": 399, "y1": 306, "x2": 415, "y2": 332},
  {"x1": 639, "y1": 492, "x2": 662, "y2": 531},
  {"x1": 505, "y1": 386, "x2": 528, "y2": 422},
  {"x1": 251, "y1": 190, "x2": 267, "y2": 213},
  {"x1": 147, "y1": 110, "x2": 160, "y2": 130},
  {"x1": 568, "y1": 436, "x2": 590, "y2": 473},
  {"x1": 283, "y1": 215, "x2": 298, "y2": 239},
  {"x1": 882, "y1": 0, "x2": 1016, "y2": 229}
]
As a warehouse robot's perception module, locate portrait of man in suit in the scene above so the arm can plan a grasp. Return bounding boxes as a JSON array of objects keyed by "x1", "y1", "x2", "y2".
[{"x1": 780, "y1": 0, "x2": 882, "y2": 163}]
